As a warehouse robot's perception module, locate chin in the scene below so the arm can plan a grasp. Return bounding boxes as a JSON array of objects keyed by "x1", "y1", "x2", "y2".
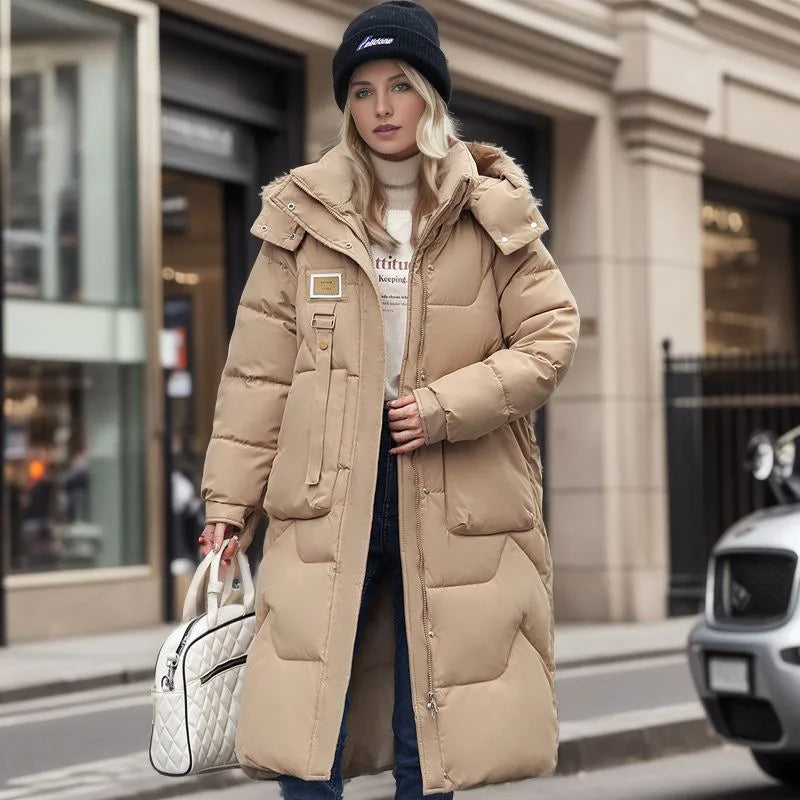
[{"x1": 369, "y1": 140, "x2": 417, "y2": 159}]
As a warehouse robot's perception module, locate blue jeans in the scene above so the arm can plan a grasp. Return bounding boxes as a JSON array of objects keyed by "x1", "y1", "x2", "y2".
[{"x1": 280, "y1": 409, "x2": 453, "y2": 800}]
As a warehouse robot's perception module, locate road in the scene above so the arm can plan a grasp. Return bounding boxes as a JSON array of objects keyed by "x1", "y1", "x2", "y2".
[
  {"x1": 0, "y1": 654, "x2": 696, "y2": 799},
  {"x1": 182, "y1": 746, "x2": 796, "y2": 799}
]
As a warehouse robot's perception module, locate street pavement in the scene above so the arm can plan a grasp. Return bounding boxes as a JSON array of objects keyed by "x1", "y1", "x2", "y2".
[
  {"x1": 0, "y1": 653, "x2": 702, "y2": 798},
  {"x1": 0, "y1": 615, "x2": 706, "y2": 799},
  {"x1": 178, "y1": 745, "x2": 797, "y2": 799}
]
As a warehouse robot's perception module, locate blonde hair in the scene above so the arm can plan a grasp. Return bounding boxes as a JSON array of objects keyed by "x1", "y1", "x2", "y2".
[{"x1": 338, "y1": 61, "x2": 459, "y2": 249}]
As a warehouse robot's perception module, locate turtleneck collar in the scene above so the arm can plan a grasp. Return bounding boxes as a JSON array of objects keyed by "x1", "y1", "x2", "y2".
[{"x1": 369, "y1": 151, "x2": 422, "y2": 212}]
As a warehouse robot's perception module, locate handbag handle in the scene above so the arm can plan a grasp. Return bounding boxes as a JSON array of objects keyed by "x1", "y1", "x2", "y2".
[
  {"x1": 207, "y1": 549, "x2": 255, "y2": 626},
  {"x1": 181, "y1": 550, "x2": 215, "y2": 622},
  {"x1": 181, "y1": 549, "x2": 256, "y2": 624}
]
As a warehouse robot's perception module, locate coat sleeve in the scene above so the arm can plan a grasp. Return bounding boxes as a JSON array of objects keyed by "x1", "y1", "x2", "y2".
[
  {"x1": 412, "y1": 238, "x2": 579, "y2": 444},
  {"x1": 201, "y1": 240, "x2": 298, "y2": 550}
]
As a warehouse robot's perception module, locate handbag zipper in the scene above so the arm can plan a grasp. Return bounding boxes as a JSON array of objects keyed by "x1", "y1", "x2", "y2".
[
  {"x1": 199, "y1": 653, "x2": 248, "y2": 685},
  {"x1": 161, "y1": 614, "x2": 203, "y2": 691}
]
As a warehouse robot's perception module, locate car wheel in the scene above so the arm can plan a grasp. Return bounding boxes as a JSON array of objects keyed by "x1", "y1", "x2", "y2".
[{"x1": 752, "y1": 750, "x2": 800, "y2": 787}]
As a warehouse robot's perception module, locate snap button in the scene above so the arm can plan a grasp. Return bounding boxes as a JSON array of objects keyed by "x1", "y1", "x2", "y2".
[
  {"x1": 420, "y1": 372, "x2": 426, "y2": 381},
  {"x1": 260, "y1": 224, "x2": 268, "y2": 232},
  {"x1": 530, "y1": 221, "x2": 538, "y2": 229},
  {"x1": 428, "y1": 629, "x2": 435, "y2": 637},
  {"x1": 319, "y1": 341, "x2": 329, "y2": 350},
  {"x1": 427, "y1": 264, "x2": 434, "y2": 272},
  {"x1": 287, "y1": 202, "x2": 296, "y2": 211},
  {"x1": 289, "y1": 233, "x2": 296, "y2": 240},
  {"x1": 500, "y1": 236, "x2": 509, "y2": 243},
  {"x1": 344, "y1": 242, "x2": 353, "y2": 249},
  {"x1": 422, "y1": 487, "x2": 430, "y2": 495}
]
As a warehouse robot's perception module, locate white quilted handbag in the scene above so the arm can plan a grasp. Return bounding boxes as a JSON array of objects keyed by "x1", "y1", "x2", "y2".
[{"x1": 149, "y1": 548, "x2": 256, "y2": 776}]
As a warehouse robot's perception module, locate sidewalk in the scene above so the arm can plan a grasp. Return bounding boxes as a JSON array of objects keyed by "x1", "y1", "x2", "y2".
[
  {"x1": 0, "y1": 615, "x2": 699, "y2": 704},
  {"x1": 0, "y1": 615, "x2": 713, "y2": 799}
]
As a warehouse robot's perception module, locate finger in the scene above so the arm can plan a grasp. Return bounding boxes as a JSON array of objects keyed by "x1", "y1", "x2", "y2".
[
  {"x1": 388, "y1": 402, "x2": 418, "y2": 421},
  {"x1": 389, "y1": 395, "x2": 415, "y2": 409},
  {"x1": 389, "y1": 437, "x2": 425, "y2": 455},
  {"x1": 222, "y1": 536, "x2": 239, "y2": 559},
  {"x1": 389, "y1": 415, "x2": 421, "y2": 431},
  {"x1": 391, "y1": 427, "x2": 423, "y2": 444},
  {"x1": 212, "y1": 522, "x2": 227, "y2": 553}
]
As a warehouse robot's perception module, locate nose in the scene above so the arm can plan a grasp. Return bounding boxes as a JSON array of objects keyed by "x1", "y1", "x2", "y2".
[{"x1": 375, "y1": 89, "x2": 393, "y2": 119}]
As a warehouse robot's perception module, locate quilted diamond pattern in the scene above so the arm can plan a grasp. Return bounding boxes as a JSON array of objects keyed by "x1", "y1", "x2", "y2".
[
  {"x1": 150, "y1": 611, "x2": 255, "y2": 775},
  {"x1": 185, "y1": 614, "x2": 254, "y2": 680},
  {"x1": 150, "y1": 691, "x2": 191, "y2": 774}
]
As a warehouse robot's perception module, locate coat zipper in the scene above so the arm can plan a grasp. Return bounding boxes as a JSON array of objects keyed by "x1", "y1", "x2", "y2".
[
  {"x1": 403, "y1": 177, "x2": 472, "y2": 720},
  {"x1": 289, "y1": 174, "x2": 374, "y2": 259},
  {"x1": 412, "y1": 272, "x2": 437, "y2": 719},
  {"x1": 290, "y1": 170, "x2": 471, "y2": 721}
]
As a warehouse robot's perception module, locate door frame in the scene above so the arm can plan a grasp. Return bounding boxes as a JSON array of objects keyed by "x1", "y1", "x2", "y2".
[{"x1": 158, "y1": 14, "x2": 305, "y2": 613}]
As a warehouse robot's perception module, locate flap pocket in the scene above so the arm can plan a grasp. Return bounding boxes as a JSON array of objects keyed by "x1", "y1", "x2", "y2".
[
  {"x1": 264, "y1": 369, "x2": 347, "y2": 520},
  {"x1": 443, "y1": 423, "x2": 536, "y2": 535}
]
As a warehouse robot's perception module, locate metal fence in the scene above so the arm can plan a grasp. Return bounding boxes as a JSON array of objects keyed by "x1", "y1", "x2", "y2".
[{"x1": 662, "y1": 341, "x2": 800, "y2": 616}]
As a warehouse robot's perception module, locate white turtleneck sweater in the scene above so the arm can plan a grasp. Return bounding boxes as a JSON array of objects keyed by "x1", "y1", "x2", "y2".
[{"x1": 369, "y1": 151, "x2": 422, "y2": 401}]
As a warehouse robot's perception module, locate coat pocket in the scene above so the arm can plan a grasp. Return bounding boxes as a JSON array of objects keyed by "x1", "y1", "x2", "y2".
[
  {"x1": 443, "y1": 422, "x2": 537, "y2": 535},
  {"x1": 264, "y1": 368, "x2": 347, "y2": 520}
]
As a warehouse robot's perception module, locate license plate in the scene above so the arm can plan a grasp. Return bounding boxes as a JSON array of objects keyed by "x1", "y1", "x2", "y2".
[{"x1": 708, "y1": 655, "x2": 751, "y2": 695}]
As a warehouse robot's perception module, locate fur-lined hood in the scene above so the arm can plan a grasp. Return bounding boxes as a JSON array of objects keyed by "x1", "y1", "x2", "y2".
[{"x1": 256, "y1": 140, "x2": 548, "y2": 257}]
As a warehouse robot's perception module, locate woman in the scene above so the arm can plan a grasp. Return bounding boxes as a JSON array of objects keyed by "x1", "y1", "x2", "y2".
[{"x1": 198, "y1": 1, "x2": 579, "y2": 797}]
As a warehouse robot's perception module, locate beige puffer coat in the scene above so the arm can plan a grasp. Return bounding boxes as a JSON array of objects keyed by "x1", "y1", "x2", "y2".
[{"x1": 201, "y1": 140, "x2": 579, "y2": 794}]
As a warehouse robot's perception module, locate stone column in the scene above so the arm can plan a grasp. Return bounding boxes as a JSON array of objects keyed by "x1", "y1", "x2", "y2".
[{"x1": 550, "y1": 0, "x2": 709, "y2": 620}]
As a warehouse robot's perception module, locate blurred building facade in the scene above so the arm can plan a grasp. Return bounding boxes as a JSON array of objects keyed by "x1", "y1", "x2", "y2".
[{"x1": 1, "y1": 0, "x2": 798, "y2": 640}]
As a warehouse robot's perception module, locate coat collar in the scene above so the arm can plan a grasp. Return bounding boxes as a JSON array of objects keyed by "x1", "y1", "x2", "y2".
[{"x1": 253, "y1": 140, "x2": 548, "y2": 256}]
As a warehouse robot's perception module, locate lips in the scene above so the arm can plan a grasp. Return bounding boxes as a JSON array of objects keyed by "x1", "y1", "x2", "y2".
[{"x1": 373, "y1": 124, "x2": 399, "y2": 133}]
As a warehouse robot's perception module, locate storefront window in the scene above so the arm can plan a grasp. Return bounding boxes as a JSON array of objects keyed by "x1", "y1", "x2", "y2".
[
  {"x1": 4, "y1": 361, "x2": 145, "y2": 572},
  {"x1": 6, "y1": 0, "x2": 137, "y2": 305},
  {"x1": 3, "y1": 0, "x2": 146, "y2": 573},
  {"x1": 703, "y1": 201, "x2": 796, "y2": 354}
]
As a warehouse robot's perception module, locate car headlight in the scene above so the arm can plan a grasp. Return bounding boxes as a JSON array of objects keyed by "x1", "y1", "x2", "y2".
[
  {"x1": 746, "y1": 431, "x2": 775, "y2": 481},
  {"x1": 775, "y1": 438, "x2": 796, "y2": 480}
]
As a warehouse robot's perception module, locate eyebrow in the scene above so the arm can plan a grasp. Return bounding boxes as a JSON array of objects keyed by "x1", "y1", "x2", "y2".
[{"x1": 350, "y1": 73, "x2": 406, "y2": 87}]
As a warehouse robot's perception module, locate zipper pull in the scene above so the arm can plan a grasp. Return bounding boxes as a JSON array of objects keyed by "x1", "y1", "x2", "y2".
[
  {"x1": 162, "y1": 654, "x2": 178, "y2": 691},
  {"x1": 426, "y1": 690, "x2": 439, "y2": 718}
]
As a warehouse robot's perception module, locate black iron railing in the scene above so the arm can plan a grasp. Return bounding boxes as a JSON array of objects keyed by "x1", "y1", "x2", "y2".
[{"x1": 662, "y1": 341, "x2": 800, "y2": 616}]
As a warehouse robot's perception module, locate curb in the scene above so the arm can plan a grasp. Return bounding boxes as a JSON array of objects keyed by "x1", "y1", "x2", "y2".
[
  {"x1": 0, "y1": 648, "x2": 687, "y2": 706},
  {"x1": 0, "y1": 668, "x2": 153, "y2": 705},
  {"x1": 556, "y1": 706, "x2": 718, "y2": 775},
  {"x1": 556, "y1": 646, "x2": 687, "y2": 671}
]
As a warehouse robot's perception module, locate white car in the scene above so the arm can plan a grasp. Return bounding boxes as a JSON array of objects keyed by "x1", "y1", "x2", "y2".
[{"x1": 688, "y1": 426, "x2": 800, "y2": 788}]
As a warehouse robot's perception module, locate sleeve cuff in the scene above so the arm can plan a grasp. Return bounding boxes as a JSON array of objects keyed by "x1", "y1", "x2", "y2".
[
  {"x1": 413, "y1": 386, "x2": 447, "y2": 445},
  {"x1": 204, "y1": 500, "x2": 247, "y2": 531}
]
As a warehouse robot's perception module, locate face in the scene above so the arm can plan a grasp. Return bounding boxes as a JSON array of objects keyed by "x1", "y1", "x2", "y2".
[{"x1": 349, "y1": 60, "x2": 426, "y2": 161}]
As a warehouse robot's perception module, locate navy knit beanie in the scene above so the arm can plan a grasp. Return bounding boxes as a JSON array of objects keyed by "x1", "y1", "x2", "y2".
[{"x1": 332, "y1": 1, "x2": 451, "y2": 111}]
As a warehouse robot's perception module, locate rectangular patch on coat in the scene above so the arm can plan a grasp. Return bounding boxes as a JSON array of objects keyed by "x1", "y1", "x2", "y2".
[{"x1": 309, "y1": 272, "x2": 343, "y2": 299}]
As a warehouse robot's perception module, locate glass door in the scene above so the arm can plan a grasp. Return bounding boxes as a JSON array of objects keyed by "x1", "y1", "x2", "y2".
[{"x1": 161, "y1": 170, "x2": 228, "y2": 575}]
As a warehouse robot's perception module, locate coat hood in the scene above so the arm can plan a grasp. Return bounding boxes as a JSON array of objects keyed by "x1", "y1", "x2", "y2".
[{"x1": 256, "y1": 140, "x2": 548, "y2": 257}]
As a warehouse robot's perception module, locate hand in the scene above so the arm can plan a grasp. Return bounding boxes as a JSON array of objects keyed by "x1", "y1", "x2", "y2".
[
  {"x1": 198, "y1": 522, "x2": 240, "y2": 566},
  {"x1": 387, "y1": 395, "x2": 426, "y2": 455}
]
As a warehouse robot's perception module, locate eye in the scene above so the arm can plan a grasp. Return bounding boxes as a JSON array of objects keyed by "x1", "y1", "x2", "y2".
[
  {"x1": 392, "y1": 82, "x2": 410, "y2": 92},
  {"x1": 353, "y1": 88, "x2": 371, "y2": 99}
]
